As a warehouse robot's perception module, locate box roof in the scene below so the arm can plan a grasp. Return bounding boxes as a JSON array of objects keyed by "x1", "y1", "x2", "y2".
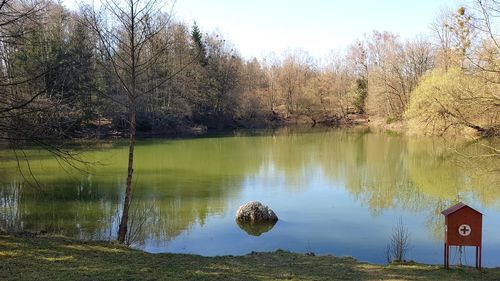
[{"x1": 441, "y1": 202, "x2": 483, "y2": 216}]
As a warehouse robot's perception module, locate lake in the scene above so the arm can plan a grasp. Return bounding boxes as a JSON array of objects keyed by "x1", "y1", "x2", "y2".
[{"x1": 0, "y1": 128, "x2": 499, "y2": 267}]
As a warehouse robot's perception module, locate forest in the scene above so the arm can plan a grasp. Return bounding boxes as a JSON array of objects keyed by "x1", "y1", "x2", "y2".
[{"x1": 0, "y1": 0, "x2": 498, "y2": 143}]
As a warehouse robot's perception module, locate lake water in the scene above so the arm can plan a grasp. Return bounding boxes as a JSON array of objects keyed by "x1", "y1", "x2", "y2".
[{"x1": 0, "y1": 128, "x2": 499, "y2": 267}]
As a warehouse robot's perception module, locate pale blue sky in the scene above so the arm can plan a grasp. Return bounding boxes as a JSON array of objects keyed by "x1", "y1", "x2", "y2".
[{"x1": 63, "y1": 0, "x2": 462, "y2": 59}]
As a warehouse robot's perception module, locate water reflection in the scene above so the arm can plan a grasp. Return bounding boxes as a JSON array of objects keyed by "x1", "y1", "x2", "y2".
[
  {"x1": 0, "y1": 128, "x2": 498, "y2": 265},
  {"x1": 237, "y1": 221, "x2": 277, "y2": 236}
]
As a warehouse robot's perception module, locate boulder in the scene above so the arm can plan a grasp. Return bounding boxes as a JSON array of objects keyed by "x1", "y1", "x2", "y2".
[{"x1": 235, "y1": 201, "x2": 278, "y2": 223}]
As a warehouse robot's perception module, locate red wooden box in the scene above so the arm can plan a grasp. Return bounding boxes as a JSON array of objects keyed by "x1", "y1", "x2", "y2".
[{"x1": 441, "y1": 202, "x2": 483, "y2": 269}]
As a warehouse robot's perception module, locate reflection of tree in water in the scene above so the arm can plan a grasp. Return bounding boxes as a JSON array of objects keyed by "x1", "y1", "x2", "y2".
[
  {"x1": 0, "y1": 136, "x2": 267, "y2": 243},
  {"x1": 0, "y1": 130, "x2": 498, "y2": 245},
  {"x1": 453, "y1": 138, "x2": 500, "y2": 205},
  {"x1": 263, "y1": 129, "x2": 419, "y2": 213},
  {"x1": 0, "y1": 183, "x2": 22, "y2": 232},
  {"x1": 322, "y1": 132, "x2": 499, "y2": 237},
  {"x1": 254, "y1": 129, "x2": 499, "y2": 237},
  {"x1": 0, "y1": 180, "x2": 121, "y2": 239},
  {"x1": 260, "y1": 129, "x2": 334, "y2": 193},
  {"x1": 122, "y1": 175, "x2": 245, "y2": 246}
]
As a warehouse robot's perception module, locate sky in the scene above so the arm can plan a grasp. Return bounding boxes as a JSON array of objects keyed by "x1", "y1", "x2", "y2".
[{"x1": 62, "y1": 0, "x2": 461, "y2": 59}]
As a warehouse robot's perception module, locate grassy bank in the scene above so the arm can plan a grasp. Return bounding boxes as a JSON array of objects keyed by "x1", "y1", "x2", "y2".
[{"x1": 1, "y1": 235, "x2": 498, "y2": 280}]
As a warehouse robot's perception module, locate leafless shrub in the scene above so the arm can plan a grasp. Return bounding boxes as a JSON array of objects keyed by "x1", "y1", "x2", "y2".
[{"x1": 386, "y1": 217, "x2": 411, "y2": 263}]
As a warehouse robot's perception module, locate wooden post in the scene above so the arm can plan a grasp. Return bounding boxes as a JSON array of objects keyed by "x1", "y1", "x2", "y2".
[
  {"x1": 475, "y1": 246, "x2": 479, "y2": 269},
  {"x1": 444, "y1": 243, "x2": 446, "y2": 269},
  {"x1": 444, "y1": 243, "x2": 449, "y2": 269},
  {"x1": 479, "y1": 246, "x2": 482, "y2": 269}
]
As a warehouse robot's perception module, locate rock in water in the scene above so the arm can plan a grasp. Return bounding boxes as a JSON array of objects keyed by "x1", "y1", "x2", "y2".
[{"x1": 235, "y1": 201, "x2": 278, "y2": 222}]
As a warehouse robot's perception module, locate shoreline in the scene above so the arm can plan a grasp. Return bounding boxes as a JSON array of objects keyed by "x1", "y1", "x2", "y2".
[
  {"x1": 1, "y1": 234, "x2": 498, "y2": 280},
  {"x1": 6, "y1": 113, "x2": 495, "y2": 149}
]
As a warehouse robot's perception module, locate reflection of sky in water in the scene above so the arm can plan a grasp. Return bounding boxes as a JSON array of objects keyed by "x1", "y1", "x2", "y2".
[
  {"x1": 143, "y1": 160, "x2": 500, "y2": 268},
  {"x1": 1, "y1": 130, "x2": 499, "y2": 267}
]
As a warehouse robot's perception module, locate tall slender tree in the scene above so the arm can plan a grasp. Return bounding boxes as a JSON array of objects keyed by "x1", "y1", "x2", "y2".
[{"x1": 83, "y1": 0, "x2": 175, "y2": 243}]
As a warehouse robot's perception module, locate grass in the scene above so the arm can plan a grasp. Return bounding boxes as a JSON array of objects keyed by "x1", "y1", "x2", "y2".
[{"x1": 1, "y1": 234, "x2": 499, "y2": 280}]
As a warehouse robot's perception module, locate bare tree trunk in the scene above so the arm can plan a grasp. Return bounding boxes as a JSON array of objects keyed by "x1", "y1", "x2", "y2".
[
  {"x1": 118, "y1": 108, "x2": 136, "y2": 243},
  {"x1": 118, "y1": 0, "x2": 137, "y2": 244}
]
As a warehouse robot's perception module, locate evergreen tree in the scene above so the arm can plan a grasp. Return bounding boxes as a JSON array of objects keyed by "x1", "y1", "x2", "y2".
[
  {"x1": 191, "y1": 22, "x2": 207, "y2": 66},
  {"x1": 352, "y1": 78, "x2": 368, "y2": 114}
]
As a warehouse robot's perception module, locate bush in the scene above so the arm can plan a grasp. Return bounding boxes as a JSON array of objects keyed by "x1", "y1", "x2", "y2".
[{"x1": 405, "y1": 67, "x2": 499, "y2": 136}]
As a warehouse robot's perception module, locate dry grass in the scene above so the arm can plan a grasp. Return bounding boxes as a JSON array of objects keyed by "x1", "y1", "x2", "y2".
[{"x1": 0, "y1": 234, "x2": 498, "y2": 280}]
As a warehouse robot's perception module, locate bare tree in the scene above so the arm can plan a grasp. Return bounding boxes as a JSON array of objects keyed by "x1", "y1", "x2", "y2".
[
  {"x1": 469, "y1": 0, "x2": 500, "y2": 80},
  {"x1": 0, "y1": 0, "x2": 46, "y2": 133},
  {"x1": 0, "y1": 0, "x2": 86, "y2": 172},
  {"x1": 405, "y1": 37, "x2": 435, "y2": 87},
  {"x1": 386, "y1": 217, "x2": 411, "y2": 263},
  {"x1": 277, "y1": 50, "x2": 314, "y2": 115},
  {"x1": 326, "y1": 54, "x2": 352, "y2": 117},
  {"x1": 83, "y1": 0, "x2": 175, "y2": 243},
  {"x1": 431, "y1": 7, "x2": 455, "y2": 71}
]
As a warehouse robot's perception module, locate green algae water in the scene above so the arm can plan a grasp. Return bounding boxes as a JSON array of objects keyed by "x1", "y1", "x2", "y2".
[{"x1": 0, "y1": 128, "x2": 499, "y2": 266}]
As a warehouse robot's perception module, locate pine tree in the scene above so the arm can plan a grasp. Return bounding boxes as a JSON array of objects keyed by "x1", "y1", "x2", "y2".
[{"x1": 191, "y1": 22, "x2": 207, "y2": 66}]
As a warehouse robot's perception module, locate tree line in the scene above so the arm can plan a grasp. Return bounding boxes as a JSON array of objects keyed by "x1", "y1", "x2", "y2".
[{"x1": 0, "y1": 0, "x2": 498, "y2": 139}]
